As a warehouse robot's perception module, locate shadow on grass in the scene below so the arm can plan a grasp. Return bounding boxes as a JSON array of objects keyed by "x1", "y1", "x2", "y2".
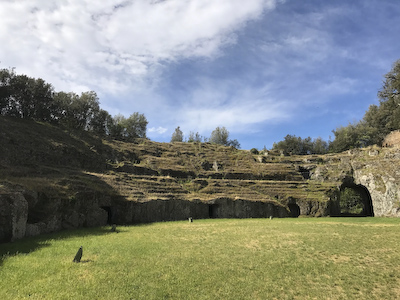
[
  {"x1": 0, "y1": 239, "x2": 51, "y2": 267},
  {"x1": 0, "y1": 226, "x2": 118, "y2": 267}
]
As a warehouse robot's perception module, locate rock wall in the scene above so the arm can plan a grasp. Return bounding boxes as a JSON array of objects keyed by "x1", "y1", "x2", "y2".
[
  {"x1": 382, "y1": 130, "x2": 400, "y2": 147},
  {"x1": 113, "y1": 199, "x2": 210, "y2": 224},
  {"x1": 0, "y1": 190, "x2": 292, "y2": 243},
  {"x1": 208, "y1": 198, "x2": 288, "y2": 219},
  {"x1": 310, "y1": 147, "x2": 400, "y2": 217},
  {"x1": 0, "y1": 193, "x2": 28, "y2": 242},
  {"x1": 3, "y1": 142, "x2": 399, "y2": 243},
  {"x1": 353, "y1": 169, "x2": 400, "y2": 217},
  {"x1": 110, "y1": 197, "x2": 289, "y2": 224},
  {"x1": 350, "y1": 148, "x2": 400, "y2": 217},
  {"x1": 0, "y1": 189, "x2": 113, "y2": 243},
  {"x1": 293, "y1": 199, "x2": 330, "y2": 217}
]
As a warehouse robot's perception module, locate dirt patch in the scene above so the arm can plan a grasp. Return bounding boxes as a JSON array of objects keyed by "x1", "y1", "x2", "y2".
[
  {"x1": 330, "y1": 254, "x2": 351, "y2": 263},
  {"x1": 244, "y1": 239, "x2": 262, "y2": 251}
]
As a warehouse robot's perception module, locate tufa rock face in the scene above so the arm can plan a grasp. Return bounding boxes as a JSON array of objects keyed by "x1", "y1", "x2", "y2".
[
  {"x1": 112, "y1": 197, "x2": 289, "y2": 224},
  {"x1": 350, "y1": 148, "x2": 400, "y2": 217},
  {"x1": 310, "y1": 147, "x2": 400, "y2": 217},
  {"x1": 0, "y1": 187, "x2": 113, "y2": 242},
  {"x1": 0, "y1": 192, "x2": 28, "y2": 242},
  {"x1": 382, "y1": 130, "x2": 400, "y2": 148},
  {"x1": 353, "y1": 170, "x2": 400, "y2": 217}
]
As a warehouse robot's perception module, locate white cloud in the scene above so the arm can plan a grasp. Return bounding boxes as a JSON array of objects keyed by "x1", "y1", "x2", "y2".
[
  {"x1": 148, "y1": 126, "x2": 168, "y2": 135},
  {"x1": 3, "y1": 0, "x2": 397, "y2": 149},
  {"x1": 167, "y1": 79, "x2": 293, "y2": 134},
  {"x1": 0, "y1": 0, "x2": 278, "y2": 94}
]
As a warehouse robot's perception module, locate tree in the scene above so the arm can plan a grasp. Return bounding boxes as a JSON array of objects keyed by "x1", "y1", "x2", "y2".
[
  {"x1": 378, "y1": 59, "x2": 400, "y2": 105},
  {"x1": 329, "y1": 124, "x2": 361, "y2": 153},
  {"x1": 250, "y1": 148, "x2": 259, "y2": 155},
  {"x1": 78, "y1": 91, "x2": 101, "y2": 131},
  {"x1": 107, "y1": 113, "x2": 148, "y2": 141},
  {"x1": 123, "y1": 112, "x2": 148, "y2": 140},
  {"x1": 209, "y1": 126, "x2": 240, "y2": 148},
  {"x1": 272, "y1": 134, "x2": 303, "y2": 155},
  {"x1": 210, "y1": 126, "x2": 229, "y2": 145},
  {"x1": 370, "y1": 60, "x2": 400, "y2": 136},
  {"x1": 107, "y1": 114, "x2": 124, "y2": 139},
  {"x1": 272, "y1": 134, "x2": 329, "y2": 155},
  {"x1": 0, "y1": 70, "x2": 55, "y2": 121},
  {"x1": 91, "y1": 109, "x2": 113, "y2": 136},
  {"x1": 30, "y1": 78, "x2": 55, "y2": 122},
  {"x1": 187, "y1": 131, "x2": 205, "y2": 143},
  {"x1": 312, "y1": 137, "x2": 328, "y2": 154},
  {"x1": 0, "y1": 68, "x2": 15, "y2": 115},
  {"x1": 228, "y1": 138, "x2": 240, "y2": 149},
  {"x1": 340, "y1": 187, "x2": 364, "y2": 215},
  {"x1": 1, "y1": 66, "x2": 151, "y2": 141},
  {"x1": 171, "y1": 126, "x2": 183, "y2": 142},
  {"x1": 329, "y1": 119, "x2": 384, "y2": 153},
  {"x1": 53, "y1": 91, "x2": 101, "y2": 131},
  {"x1": 53, "y1": 91, "x2": 77, "y2": 127},
  {"x1": 327, "y1": 59, "x2": 400, "y2": 152}
]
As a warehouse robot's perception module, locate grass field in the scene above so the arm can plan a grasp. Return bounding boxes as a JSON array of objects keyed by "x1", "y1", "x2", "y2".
[{"x1": 1, "y1": 218, "x2": 400, "y2": 299}]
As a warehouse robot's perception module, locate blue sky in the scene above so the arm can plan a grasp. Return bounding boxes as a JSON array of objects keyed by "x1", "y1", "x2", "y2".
[{"x1": 1, "y1": 0, "x2": 400, "y2": 149}]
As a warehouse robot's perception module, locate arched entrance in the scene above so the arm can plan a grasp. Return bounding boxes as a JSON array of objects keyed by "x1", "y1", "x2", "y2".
[
  {"x1": 209, "y1": 204, "x2": 219, "y2": 218},
  {"x1": 288, "y1": 203, "x2": 301, "y2": 217},
  {"x1": 338, "y1": 183, "x2": 374, "y2": 216},
  {"x1": 101, "y1": 206, "x2": 113, "y2": 224}
]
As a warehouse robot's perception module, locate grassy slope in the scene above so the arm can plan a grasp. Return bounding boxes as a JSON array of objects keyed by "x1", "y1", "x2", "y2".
[
  {"x1": 1, "y1": 218, "x2": 400, "y2": 299},
  {"x1": 0, "y1": 116, "x2": 336, "y2": 209},
  {"x1": 0, "y1": 116, "x2": 116, "y2": 199}
]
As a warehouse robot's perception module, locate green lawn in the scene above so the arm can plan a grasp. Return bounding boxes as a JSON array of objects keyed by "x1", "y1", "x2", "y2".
[{"x1": 1, "y1": 218, "x2": 400, "y2": 299}]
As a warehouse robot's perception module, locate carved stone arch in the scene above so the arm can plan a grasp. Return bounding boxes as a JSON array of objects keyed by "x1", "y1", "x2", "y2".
[{"x1": 338, "y1": 182, "x2": 374, "y2": 217}]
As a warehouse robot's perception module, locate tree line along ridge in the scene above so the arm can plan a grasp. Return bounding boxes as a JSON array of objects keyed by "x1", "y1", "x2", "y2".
[{"x1": 1, "y1": 58, "x2": 399, "y2": 153}]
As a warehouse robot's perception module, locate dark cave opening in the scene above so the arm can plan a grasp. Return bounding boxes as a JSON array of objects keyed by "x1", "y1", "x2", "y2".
[
  {"x1": 297, "y1": 166, "x2": 310, "y2": 180},
  {"x1": 288, "y1": 203, "x2": 301, "y2": 218},
  {"x1": 338, "y1": 184, "x2": 374, "y2": 217},
  {"x1": 209, "y1": 204, "x2": 218, "y2": 218},
  {"x1": 101, "y1": 206, "x2": 113, "y2": 224}
]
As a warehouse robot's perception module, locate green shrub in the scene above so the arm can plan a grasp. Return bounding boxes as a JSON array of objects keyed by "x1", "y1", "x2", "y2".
[
  {"x1": 250, "y1": 148, "x2": 259, "y2": 155},
  {"x1": 340, "y1": 187, "x2": 364, "y2": 214}
]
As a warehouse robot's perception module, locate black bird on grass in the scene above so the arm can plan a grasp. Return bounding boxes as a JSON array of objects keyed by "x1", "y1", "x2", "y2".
[{"x1": 73, "y1": 246, "x2": 83, "y2": 263}]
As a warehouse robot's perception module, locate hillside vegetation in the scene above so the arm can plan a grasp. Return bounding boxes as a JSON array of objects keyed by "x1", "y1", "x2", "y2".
[
  {"x1": 1, "y1": 116, "x2": 400, "y2": 242},
  {"x1": 0, "y1": 115, "x2": 335, "y2": 203}
]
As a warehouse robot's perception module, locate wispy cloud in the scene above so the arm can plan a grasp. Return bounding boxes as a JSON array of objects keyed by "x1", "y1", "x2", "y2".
[
  {"x1": 0, "y1": 0, "x2": 278, "y2": 94},
  {"x1": 1, "y1": 0, "x2": 400, "y2": 148},
  {"x1": 148, "y1": 126, "x2": 168, "y2": 135}
]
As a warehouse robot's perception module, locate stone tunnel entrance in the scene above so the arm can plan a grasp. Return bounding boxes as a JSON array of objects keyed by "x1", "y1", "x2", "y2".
[
  {"x1": 101, "y1": 206, "x2": 113, "y2": 224},
  {"x1": 209, "y1": 204, "x2": 219, "y2": 218},
  {"x1": 288, "y1": 203, "x2": 301, "y2": 217},
  {"x1": 287, "y1": 198, "x2": 301, "y2": 218},
  {"x1": 337, "y1": 183, "x2": 374, "y2": 217}
]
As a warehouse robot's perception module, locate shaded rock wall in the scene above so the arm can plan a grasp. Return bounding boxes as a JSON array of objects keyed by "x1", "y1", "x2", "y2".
[
  {"x1": 207, "y1": 198, "x2": 288, "y2": 219},
  {"x1": 0, "y1": 193, "x2": 28, "y2": 242},
  {"x1": 0, "y1": 190, "x2": 113, "y2": 243},
  {"x1": 109, "y1": 197, "x2": 289, "y2": 224},
  {"x1": 113, "y1": 199, "x2": 210, "y2": 224},
  {"x1": 0, "y1": 190, "x2": 291, "y2": 242},
  {"x1": 292, "y1": 199, "x2": 330, "y2": 217}
]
